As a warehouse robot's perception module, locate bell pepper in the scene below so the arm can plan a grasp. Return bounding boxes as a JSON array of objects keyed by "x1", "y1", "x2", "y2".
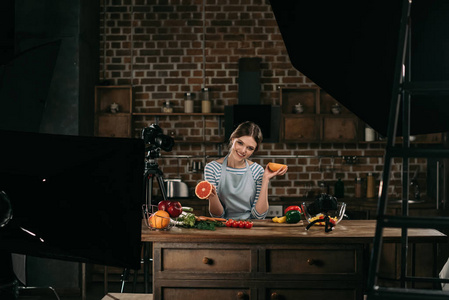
[
  {"x1": 285, "y1": 210, "x2": 302, "y2": 224},
  {"x1": 284, "y1": 205, "x2": 301, "y2": 215},
  {"x1": 272, "y1": 216, "x2": 287, "y2": 223}
]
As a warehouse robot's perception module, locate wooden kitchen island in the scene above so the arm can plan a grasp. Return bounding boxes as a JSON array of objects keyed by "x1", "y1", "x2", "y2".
[{"x1": 141, "y1": 220, "x2": 447, "y2": 300}]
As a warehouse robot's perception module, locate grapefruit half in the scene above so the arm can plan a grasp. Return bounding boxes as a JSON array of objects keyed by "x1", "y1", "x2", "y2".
[
  {"x1": 195, "y1": 180, "x2": 213, "y2": 199},
  {"x1": 267, "y1": 162, "x2": 287, "y2": 172}
]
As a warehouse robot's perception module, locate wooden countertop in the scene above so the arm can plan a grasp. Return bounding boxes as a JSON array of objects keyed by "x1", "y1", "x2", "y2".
[{"x1": 141, "y1": 220, "x2": 447, "y2": 244}]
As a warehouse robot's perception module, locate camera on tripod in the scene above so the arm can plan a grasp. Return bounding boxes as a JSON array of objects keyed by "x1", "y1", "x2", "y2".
[
  {"x1": 141, "y1": 124, "x2": 174, "y2": 207},
  {"x1": 141, "y1": 124, "x2": 175, "y2": 159}
]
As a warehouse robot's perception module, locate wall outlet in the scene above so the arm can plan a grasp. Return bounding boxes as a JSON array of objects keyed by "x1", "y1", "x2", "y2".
[{"x1": 267, "y1": 205, "x2": 283, "y2": 217}]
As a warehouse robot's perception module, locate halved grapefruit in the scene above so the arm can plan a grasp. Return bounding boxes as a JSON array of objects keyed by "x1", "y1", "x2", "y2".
[
  {"x1": 267, "y1": 162, "x2": 287, "y2": 172},
  {"x1": 195, "y1": 180, "x2": 213, "y2": 199}
]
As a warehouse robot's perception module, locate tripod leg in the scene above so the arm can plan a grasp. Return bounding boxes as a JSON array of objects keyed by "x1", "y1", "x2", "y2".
[
  {"x1": 145, "y1": 174, "x2": 154, "y2": 207},
  {"x1": 120, "y1": 268, "x2": 129, "y2": 293},
  {"x1": 156, "y1": 173, "x2": 168, "y2": 201}
]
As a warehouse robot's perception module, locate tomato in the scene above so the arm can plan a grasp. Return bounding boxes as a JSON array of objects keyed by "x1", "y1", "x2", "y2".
[
  {"x1": 239, "y1": 221, "x2": 245, "y2": 228},
  {"x1": 284, "y1": 205, "x2": 301, "y2": 215},
  {"x1": 226, "y1": 219, "x2": 235, "y2": 227},
  {"x1": 233, "y1": 221, "x2": 240, "y2": 228},
  {"x1": 244, "y1": 221, "x2": 253, "y2": 229}
]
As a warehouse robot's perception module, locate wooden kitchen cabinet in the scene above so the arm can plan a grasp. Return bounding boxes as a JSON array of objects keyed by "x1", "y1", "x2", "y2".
[
  {"x1": 280, "y1": 87, "x2": 360, "y2": 143},
  {"x1": 282, "y1": 115, "x2": 319, "y2": 142},
  {"x1": 152, "y1": 242, "x2": 362, "y2": 300},
  {"x1": 322, "y1": 115, "x2": 359, "y2": 142},
  {"x1": 94, "y1": 85, "x2": 133, "y2": 138}
]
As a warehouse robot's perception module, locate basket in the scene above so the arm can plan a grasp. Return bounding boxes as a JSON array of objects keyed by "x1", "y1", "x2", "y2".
[{"x1": 142, "y1": 204, "x2": 173, "y2": 231}]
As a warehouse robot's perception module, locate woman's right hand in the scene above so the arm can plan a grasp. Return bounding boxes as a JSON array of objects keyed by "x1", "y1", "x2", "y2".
[{"x1": 208, "y1": 184, "x2": 217, "y2": 199}]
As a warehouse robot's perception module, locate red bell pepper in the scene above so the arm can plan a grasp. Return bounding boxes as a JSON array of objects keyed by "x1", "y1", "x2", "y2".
[{"x1": 284, "y1": 205, "x2": 302, "y2": 215}]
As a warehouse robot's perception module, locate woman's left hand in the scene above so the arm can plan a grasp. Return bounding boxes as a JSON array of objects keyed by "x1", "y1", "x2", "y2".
[{"x1": 264, "y1": 164, "x2": 288, "y2": 179}]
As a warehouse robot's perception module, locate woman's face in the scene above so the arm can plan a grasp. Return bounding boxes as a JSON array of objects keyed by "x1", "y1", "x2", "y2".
[{"x1": 231, "y1": 136, "x2": 257, "y2": 161}]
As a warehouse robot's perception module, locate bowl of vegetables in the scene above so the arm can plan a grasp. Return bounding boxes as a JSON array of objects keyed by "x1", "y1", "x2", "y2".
[{"x1": 301, "y1": 194, "x2": 346, "y2": 232}]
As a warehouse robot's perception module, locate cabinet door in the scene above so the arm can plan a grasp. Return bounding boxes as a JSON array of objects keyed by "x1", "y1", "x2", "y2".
[
  {"x1": 95, "y1": 114, "x2": 131, "y2": 137},
  {"x1": 322, "y1": 116, "x2": 358, "y2": 142},
  {"x1": 282, "y1": 116, "x2": 319, "y2": 142}
]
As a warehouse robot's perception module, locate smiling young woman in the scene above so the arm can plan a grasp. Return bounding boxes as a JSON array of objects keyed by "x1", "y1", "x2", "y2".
[{"x1": 203, "y1": 121, "x2": 288, "y2": 220}]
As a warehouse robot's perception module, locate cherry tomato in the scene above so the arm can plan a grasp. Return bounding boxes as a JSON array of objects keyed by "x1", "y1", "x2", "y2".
[
  {"x1": 244, "y1": 221, "x2": 253, "y2": 229},
  {"x1": 233, "y1": 221, "x2": 240, "y2": 228},
  {"x1": 226, "y1": 219, "x2": 234, "y2": 227},
  {"x1": 239, "y1": 221, "x2": 245, "y2": 228}
]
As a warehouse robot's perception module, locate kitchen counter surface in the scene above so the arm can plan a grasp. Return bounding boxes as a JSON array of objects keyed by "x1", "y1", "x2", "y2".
[{"x1": 141, "y1": 219, "x2": 447, "y2": 244}]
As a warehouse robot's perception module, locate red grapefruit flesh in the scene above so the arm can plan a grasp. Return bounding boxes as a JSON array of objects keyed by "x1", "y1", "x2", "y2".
[{"x1": 195, "y1": 181, "x2": 213, "y2": 199}]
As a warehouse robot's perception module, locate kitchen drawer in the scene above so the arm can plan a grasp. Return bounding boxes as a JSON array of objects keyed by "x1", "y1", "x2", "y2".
[
  {"x1": 155, "y1": 279, "x2": 255, "y2": 300},
  {"x1": 266, "y1": 247, "x2": 358, "y2": 275},
  {"x1": 161, "y1": 248, "x2": 252, "y2": 272},
  {"x1": 267, "y1": 287, "x2": 357, "y2": 300},
  {"x1": 162, "y1": 287, "x2": 252, "y2": 300}
]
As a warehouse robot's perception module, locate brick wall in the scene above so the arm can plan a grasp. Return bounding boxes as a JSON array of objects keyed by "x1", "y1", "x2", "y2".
[{"x1": 99, "y1": 0, "x2": 427, "y2": 200}]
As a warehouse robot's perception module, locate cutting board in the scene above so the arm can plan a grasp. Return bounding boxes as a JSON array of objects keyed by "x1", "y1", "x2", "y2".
[{"x1": 252, "y1": 219, "x2": 304, "y2": 227}]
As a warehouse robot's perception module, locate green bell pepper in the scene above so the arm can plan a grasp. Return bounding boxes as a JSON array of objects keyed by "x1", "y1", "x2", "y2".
[{"x1": 285, "y1": 210, "x2": 302, "y2": 224}]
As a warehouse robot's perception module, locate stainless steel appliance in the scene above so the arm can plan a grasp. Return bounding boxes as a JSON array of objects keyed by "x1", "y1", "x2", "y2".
[{"x1": 164, "y1": 178, "x2": 189, "y2": 198}]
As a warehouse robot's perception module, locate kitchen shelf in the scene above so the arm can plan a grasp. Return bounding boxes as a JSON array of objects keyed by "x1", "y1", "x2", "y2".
[
  {"x1": 94, "y1": 85, "x2": 133, "y2": 138},
  {"x1": 280, "y1": 87, "x2": 361, "y2": 143}
]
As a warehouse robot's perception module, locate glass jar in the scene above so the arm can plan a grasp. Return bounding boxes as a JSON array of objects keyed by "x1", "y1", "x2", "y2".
[
  {"x1": 201, "y1": 88, "x2": 211, "y2": 113},
  {"x1": 184, "y1": 92, "x2": 194, "y2": 113},
  {"x1": 365, "y1": 126, "x2": 375, "y2": 142},
  {"x1": 162, "y1": 101, "x2": 173, "y2": 113}
]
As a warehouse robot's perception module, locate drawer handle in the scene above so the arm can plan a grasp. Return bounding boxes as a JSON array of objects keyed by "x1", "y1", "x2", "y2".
[
  {"x1": 237, "y1": 291, "x2": 246, "y2": 299},
  {"x1": 271, "y1": 292, "x2": 279, "y2": 299},
  {"x1": 307, "y1": 258, "x2": 314, "y2": 265},
  {"x1": 202, "y1": 256, "x2": 212, "y2": 265}
]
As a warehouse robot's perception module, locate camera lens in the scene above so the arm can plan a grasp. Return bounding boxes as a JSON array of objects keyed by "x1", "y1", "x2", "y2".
[{"x1": 155, "y1": 134, "x2": 174, "y2": 152}]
